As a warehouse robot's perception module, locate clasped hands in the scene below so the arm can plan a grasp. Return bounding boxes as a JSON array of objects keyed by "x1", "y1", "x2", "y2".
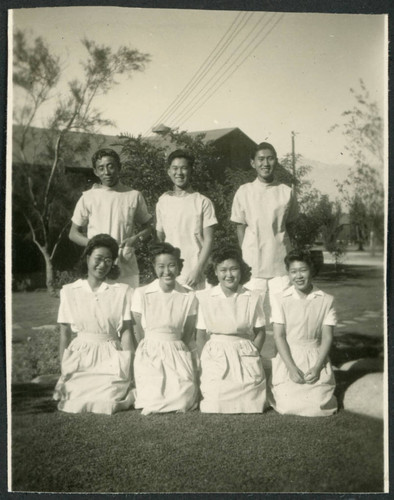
[{"x1": 288, "y1": 365, "x2": 321, "y2": 385}]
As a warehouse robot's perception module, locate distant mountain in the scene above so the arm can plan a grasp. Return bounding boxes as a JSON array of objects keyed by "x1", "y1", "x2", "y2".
[{"x1": 300, "y1": 158, "x2": 353, "y2": 201}]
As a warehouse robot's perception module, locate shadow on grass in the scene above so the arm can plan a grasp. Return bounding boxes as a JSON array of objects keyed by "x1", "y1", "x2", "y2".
[
  {"x1": 12, "y1": 383, "x2": 57, "y2": 415},
  {"x1": 331, "y1": 332, "x2": 383, "y2": 366},
  {"x1": 316, "y1": 264, "x2": 382, "y2": 282}
]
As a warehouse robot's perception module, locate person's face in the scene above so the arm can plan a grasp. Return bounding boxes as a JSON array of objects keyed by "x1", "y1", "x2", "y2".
[
  {"x1": 215, "y1": 258, "x2": 242, "y2": 293},
  {"x1": 288, "y1": 260, "x2": 313, "y2": 293},
  {"x1": 167, "y1": 157, "x2": 192, "y2": 189},
  {"x1": 154, "y1": 253, "x2": 180, "y2": 287},
  {"x1": 251, "y1": 148, "x2": 277, "y2": 183},
  {"x1": 93, "y1": 156, "x2": 121, "y2": 187},
  {"x1": 87, "y1": 247, "x2": 114, "y2": 281}
]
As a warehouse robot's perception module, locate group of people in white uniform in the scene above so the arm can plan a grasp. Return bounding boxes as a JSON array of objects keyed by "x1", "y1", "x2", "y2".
[{"x1": 54, "y1": 143, "x2": 337, "y2": 418}]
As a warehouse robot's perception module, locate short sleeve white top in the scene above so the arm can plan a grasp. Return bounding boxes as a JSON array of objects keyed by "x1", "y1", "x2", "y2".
[
  {"x1": 58, "y1": 279, "x2": 133, "y2": 337},
  {"x1": 72, "y1": 183, "x2": 152, "y2": 243},
  {"x1": 271, "y1": 286, "x2": 337, "y2": 345},
  {"x1": 231, "y1": 179, "x2": 298, "y2": 278},
  {"x1": 196, "y1": 285, "x2": 265, "y2": 337},
  {"x1": 131, "y1": 279, "x2": 197, "y2": 339},
  {"x1": 156, "y1": 191, "x2": 217, "y2": 280}
]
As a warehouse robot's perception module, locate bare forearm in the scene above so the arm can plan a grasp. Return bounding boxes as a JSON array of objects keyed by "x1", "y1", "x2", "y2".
[
  {"x1": 274, "y1": 330, "x2": 297, "y2": 370},
  {"x1": 253, "y1": 327, "x2": 266, "y2": 352},
  {"x1": 69, "y1": 224, "x2": 89, "y2": 247},
  {"x1": 236, "y1": 224, "x2": 246, "y2": 247},
  {"x1": 183, "y1": 316, "x2": 197, "y2": 346},
  {"x1": 137, "y1": 221, "x2": 154, "y2": 242},
  {"x1": 196, "y1": 229, "x2": 214, "y2": 270},
  {"x1": 132, "y1": 313, "x2": 145, "y2": 344},
  {"x1": 196, "y1": 329, "x2": 208, "y2": 357},
  {"x1": 156, "y1": 230, "x2": 165, "y2": 243},
  {"x1": 59, "y1": 325, "x2": 71, "y2": 364},
  {"x1": 120, "y1": 328, "x2": 136, "y2": 352},
  {"x1": 315, "y1": 326, "x2": 333, "y2": 369}
]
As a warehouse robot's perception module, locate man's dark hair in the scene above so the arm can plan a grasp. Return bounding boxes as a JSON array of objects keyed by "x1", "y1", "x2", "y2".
[
  {"x1": 167, "y1": 149, "x2": 195, "y2": 168},
  {"x1": 251, "y1": 142, "x2": 277, "y2": 160},
  {"x1": 91, "y1": 148, "x2": 121, "y2": 169}
]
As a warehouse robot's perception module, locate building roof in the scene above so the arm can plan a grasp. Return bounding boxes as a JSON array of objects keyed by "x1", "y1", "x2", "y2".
[
  {"x1": 12, "y1": 124, "x2": 254, "y2": 171},
  {"x1": 12, "y1": 125, "x2": 121, "y2": 171}
]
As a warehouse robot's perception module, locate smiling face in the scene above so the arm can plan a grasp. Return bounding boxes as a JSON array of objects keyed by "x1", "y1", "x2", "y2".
[
  {"x1": 87, "y1": 247, "x2": 114, "y2": 281},
  {"x1": 288, "y1": 260, "x2": 313, "y2": 294},
  {"x1": 215, "y1": 258, "x2": 242, "y2": 294},
  {"x1": 167, "y1": 157, "x2": 192, "y2": 190},
  {"x1": 251, "y1": 148, "x2": 277, "y2": 183},
  {"x1": 154, "y1": 253, "x2": 180, "y2": 289},
  {"x1": 93, "y1": 156, "x2": 121, "y2": 187}
]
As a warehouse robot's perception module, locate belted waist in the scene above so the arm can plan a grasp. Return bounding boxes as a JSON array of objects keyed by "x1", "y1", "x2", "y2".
[
  {"x1": 210, "y1": 333, "x2": 252, "y2": 342},
  {"x1": 77, "y1": 331, "x2": 119, "y2": 343},
  {"x1": 144, "y1": 331, "x2": 182, "y2": 342}
]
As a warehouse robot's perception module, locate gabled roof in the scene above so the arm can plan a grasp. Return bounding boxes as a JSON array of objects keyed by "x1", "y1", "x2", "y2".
[{"x1": 145, "y1": 127, "x2": 248, "y2": 148}]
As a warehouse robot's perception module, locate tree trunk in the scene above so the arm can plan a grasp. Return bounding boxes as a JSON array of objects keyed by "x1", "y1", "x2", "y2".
[
  {"x1": 370, "y1": 230, "x2": 376, "y2": 257},
  {"x1": 356, "y1": 224, "x2": 364, "y2": 251},
  {"x1": 43, "y1": 251, "x2": 57, "y2": 296}
]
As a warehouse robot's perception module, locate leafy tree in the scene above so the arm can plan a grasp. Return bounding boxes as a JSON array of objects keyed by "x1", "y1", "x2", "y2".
[
  {"x1": 280, "y1": 153, "x2": 323, "y2": 250},
  {"x1": 13, "y1": 29, "x2": 150, "y2": 294},
  {"x1": 329, "y1": 79, "x2": 384, "y2": 254},
  {"x1": 316, "y1": 196, "x2": 346, "y2": 271}
]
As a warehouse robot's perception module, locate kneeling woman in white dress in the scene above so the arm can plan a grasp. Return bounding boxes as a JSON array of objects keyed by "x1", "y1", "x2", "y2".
[
  {"x1": 196, "y1": 246, "x2": 266, "y2": 413},
  {"x1": 54, "y1": 234, "x2": 135, "y2": 414},
  {"x1": 270, "y1": 250, "x2": 337, "y2": 417},
  {"x1": 131, "y1": 242, "x2": 198, "y2": 415}
]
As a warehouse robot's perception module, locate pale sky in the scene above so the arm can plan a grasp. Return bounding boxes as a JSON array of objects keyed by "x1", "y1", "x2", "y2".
[{"x1": 11, "y1": 7, "x2": 387, "y2": 166}]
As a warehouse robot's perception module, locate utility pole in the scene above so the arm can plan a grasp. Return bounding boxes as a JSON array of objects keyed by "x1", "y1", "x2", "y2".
[
  {"x1": 291, "y1": 131, "x2": 296, "y2": 178},
  {"x1": 291, "y1": 131, "x2": 297, "y2": 196}
]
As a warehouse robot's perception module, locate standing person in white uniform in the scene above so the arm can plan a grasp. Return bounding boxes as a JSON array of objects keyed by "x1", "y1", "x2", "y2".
[
  {"x1": 69, "y1": 148, "x2": 153, "y2": 288},
  {"x1": 230, "y1": 142, "x2": 298, "y2": 321},
  {"x1": 156, "y1": 149, "x2": 217, "y2": 290}
]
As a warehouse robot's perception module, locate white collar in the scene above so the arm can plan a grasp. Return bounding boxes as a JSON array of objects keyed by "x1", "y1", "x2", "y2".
[
  {"x1": 144, "y1": 279, "x2": 189, "y2": 295},
  {"x1": 71, "y1": 279, "x2": 114, "y2": 293},
  {"x1": 252, "y1": 178, "x2": 279, "y2": 188},
  {"x1": 210, "y1": 284, "x2": 250, "y2": 298},
  {"x1": 282, "y1": 285, "x2": 324, "y2": 300}
]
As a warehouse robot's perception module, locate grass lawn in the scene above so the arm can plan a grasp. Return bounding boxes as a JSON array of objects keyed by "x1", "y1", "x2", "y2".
[
  {"x1": 11, "y1": 384, "x2": 383, "y2": 493},
  {"x1": 9, "y1": 261, "x2": 386, "y2": 493}
]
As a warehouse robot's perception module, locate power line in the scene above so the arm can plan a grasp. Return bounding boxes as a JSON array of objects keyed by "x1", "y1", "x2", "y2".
[
  {"x1": 168, "y1": 13, "x2": 272, "y2": 129},
  {"x1": 141, "y1": 11, "x2": 249, "y2": 137},
  {"x1": 156, "y1": 11, "x2": 255, "y2": 131},
  {"x1": 176, "y1": 13, "x2": 284, "y2": 129}
]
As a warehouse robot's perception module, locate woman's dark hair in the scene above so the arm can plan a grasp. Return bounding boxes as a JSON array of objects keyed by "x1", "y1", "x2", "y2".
[
  {"x1": 205, "y1": 246, "x2": 251, "y2": 286},
  {"x1": 91, "y1": 148, "x2": 121, "y2": 169},
  {"x1": 167, "y1": 149, "x2": 195, "y2": 168},
  {"x1": 79, "y1": 234, "x2": 119, "y2": 279},
  {"x1": 149, "y1": 242, "x2": 184, "y2": 273},
  {"x1": 284, "y1": 249, "x2": 315, "y2": 275}
]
